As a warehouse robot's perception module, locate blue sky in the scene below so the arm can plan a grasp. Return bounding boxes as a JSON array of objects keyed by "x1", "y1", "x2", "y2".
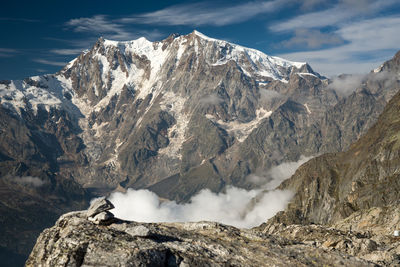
[{"x1": 1, "y1": 0, "x2": 400, "y2": 79}]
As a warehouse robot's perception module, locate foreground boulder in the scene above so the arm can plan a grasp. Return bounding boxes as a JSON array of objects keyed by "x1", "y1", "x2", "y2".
[{"x1": 86, "y1": 198, "x2": 115, "y2": 218}]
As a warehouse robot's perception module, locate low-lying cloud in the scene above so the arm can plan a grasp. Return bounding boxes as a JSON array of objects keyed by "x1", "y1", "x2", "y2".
[
  {"x1": 328, "y1": 74, "x2": 365, "y2": 97},
  {"x1": 107, "y1": 156, "x2": 314, "y2": 229},
  {"x1": 109, "y1": 186, "x2": 292, "y2": 229},
  {"x1": 12, "y1": 176, "x2": 47, "y2": 187},
  {"x1": 247, "y1": 155, "x2": 312, "y2": 189},
  {"x1": 199, "y1": 94, "x2": 224, "y2": 105},
  {"x1": 259, "y1": 88, "x2": 283, "y2": 100},
  {"x1": 328, "y1": 70, "x2": 400, "y2": 97}
]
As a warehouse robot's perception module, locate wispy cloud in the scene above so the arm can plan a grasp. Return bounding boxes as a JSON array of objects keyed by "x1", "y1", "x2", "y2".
[
  {"x1": 66, "y1": 15, "x2": 132, "y2": 40},
  {"x1": 281, "y1": 29, "x2": 344, "y2": 49},
  {"x1": 49, "y1": 48, "x2": 84, "y2": 55},
  {"x1": 33, "y1": 58, "x2": 66, "y2": 66},
  {"x1": 35, "y1": 68, "x2": 48, "y2": 73},
  {"x1": 0, "y1": 48, "x2": 18, "y2": 58},
  {"x1": 277, "y1": 15, "x2": 400, "y2": 76},
  {"x1": 65, "y1": 15, "x2": 164, "y2": 41},
  {"x1": 270, "y1": 0, "x2": 397, "y2": 32},
  {"x1": 120, "y1": 0, "x2": 290, "y2": 26},
  {"x1": 0, "y1": 17, "x2": 40, "y2": 23}
]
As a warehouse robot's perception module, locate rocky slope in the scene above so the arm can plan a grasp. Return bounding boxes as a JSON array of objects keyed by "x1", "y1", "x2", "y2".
[
  {"x1": 266, "y1": 71, "x2": 400, "y2": 227},
  {"x1": 1, "y1": 32, "x2": 400, "y2": 264},
  {"x1": 256, "y1": 57, "x2": 400, "y2": 264},
  {"x1": 26, "y1": 199, "x2": 377, "y2": 267}
]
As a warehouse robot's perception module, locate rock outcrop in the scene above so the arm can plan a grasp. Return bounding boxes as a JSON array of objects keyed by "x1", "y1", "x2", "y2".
[{"x1": 26, "y1": 206, "x2": 377, "y2": 267}]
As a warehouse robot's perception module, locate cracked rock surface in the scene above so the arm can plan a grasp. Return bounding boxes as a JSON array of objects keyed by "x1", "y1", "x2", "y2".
[{"x1": 26, "y1": 211, "x2": 376, "y2": 267}]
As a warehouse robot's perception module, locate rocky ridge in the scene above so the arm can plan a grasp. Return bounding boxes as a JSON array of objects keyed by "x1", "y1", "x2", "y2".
[{"x1": 26, "y1": 199, "x2": 378, "y2": 267}]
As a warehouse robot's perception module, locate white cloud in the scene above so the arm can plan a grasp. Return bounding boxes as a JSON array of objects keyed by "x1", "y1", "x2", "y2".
[
  {"x1": 49, "y1": 48, "x2": 84, "y2": 55},
  {"x1": 33, "y1": 59, "x2": 66, "y2": 67},
  {"x1": 259, "y1": 89, "x2": 283, "y2": 100},
  {"x1": 65, "y1": 15, "x2": 164, "y2": 41},
  {"x1": 270, "y1": 0, "x2": 397, "y2": 32},
  {"x1": 199, "y1": 94, "x2": 224, "y2": 105},
  {"x1": 0, "y1": 48, "x2": 18, "y2": 58},
  {"x1": 13, "y1": 176, "x2": 46, "y2": 187},
  {"x1": 108, "y1": 186, "x2": 293, "y2": 229},
  {"x1": 247, "y1": 155, "x2": 312, "y2": 189},
  {"x1": 282, "y1": 29, "x2": 344, "y2": 49},
  {"x1": 327, "y1": 74, "x2": 365, "y2": 96},
  {"x1": 120, "y1": 0, "x2": 290, "y2": 26},
  {"x1": 277, "y1": 16, "x2": 400, "y2": 76},
  {"x1": 107, "y1": 156, "x2": 317, "y2": 228}
]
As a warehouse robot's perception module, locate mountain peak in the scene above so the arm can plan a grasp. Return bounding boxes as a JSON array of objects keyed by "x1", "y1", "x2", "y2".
[{"x1": 191, "y1": 30, "x2": 215, "y2": 41}]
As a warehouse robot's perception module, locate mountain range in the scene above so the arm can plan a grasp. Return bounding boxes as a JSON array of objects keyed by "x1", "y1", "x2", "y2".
[{"x1": 1, "y1": 31, "x2": 399, "y2": 265}]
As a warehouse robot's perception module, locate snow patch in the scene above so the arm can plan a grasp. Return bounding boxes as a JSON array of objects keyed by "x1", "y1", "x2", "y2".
[
  {"x1": 206, "y1": 108, "x2": 272, "y2": 142},
  {"x1": 304, "y1": 103, "x2": 311, "y2": 114},
  {"x1": 297, "y1": 72, "x2": 318, "y2": 78},
  {"x1": 158, "y1": 92, "x2": 189, "y2": 159},
  {"x1": 374, "y1": 64, "x2": 383, "y2": 73}
]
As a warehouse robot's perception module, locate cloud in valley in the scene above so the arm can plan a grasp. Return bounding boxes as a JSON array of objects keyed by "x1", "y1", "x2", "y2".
[
  {"x1": 259, "y1": 89, "x2": 283, "y2": 100},
  {"x1": 12, "y1": 176, "x2": 47, "y2": 187},
  {"x1": 199, "y1": 94, "x2": 224, "y2": 105},
  {"x1": 107, "y1": 156, "x2": 315, "y2": 229},
  {"x1": 108, "y1": 186, "x2": 293, "y2": 229},
  {"x1": 247, "y1": 155, "x2": 312, "y2": 189}
]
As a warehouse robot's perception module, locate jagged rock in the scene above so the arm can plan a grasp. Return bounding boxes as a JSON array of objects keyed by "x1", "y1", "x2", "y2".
[
  {"x1": 26, "y1": 212, "x2": 375, "y2": 267},
  {"x1": 86, "y1": 198, "x2": 114, "y2": 218},
  {"x1": 88, "y1": 211, "x2": 114, "y2": 225}
]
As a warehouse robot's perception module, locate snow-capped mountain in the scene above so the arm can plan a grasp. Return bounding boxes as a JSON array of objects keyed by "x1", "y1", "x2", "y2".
[
  {"x1": 0, "y1": 31, "x2": 325, "y2": 192},
  {"x1": 2, "y1": 30, "x2": 397, "y2": 199},
  {"x1": 1, "y1": 31, "x2": 400, "y2": 262}
]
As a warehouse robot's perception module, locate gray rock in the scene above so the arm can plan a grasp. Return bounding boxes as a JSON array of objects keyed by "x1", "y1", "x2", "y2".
[
  {"x1": 86, "y1": 198, "x2": 114, "y2": 218},
  {"x1": 88, "y1": 211, "x2": 114, "y2": 225},
  {"x1": 26, "y1": 212, "x2": 376, "y2": 267}
]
